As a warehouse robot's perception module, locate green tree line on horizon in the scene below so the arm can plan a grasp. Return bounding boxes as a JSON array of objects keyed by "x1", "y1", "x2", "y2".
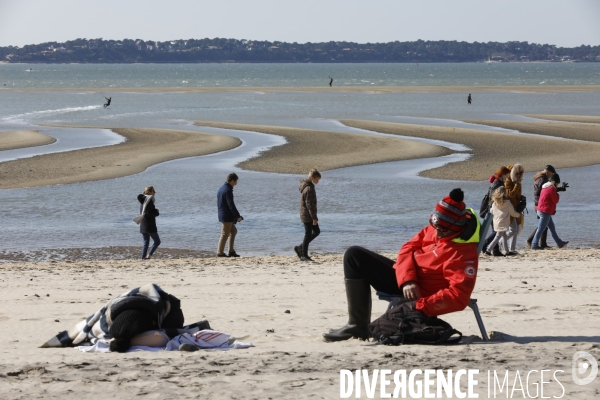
[{"x1": 1, "y1": 38, "x2": 599, "y2": 63}]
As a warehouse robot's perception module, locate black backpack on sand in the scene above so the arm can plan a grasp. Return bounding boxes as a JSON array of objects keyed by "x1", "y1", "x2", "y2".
[{"x1": 368, "y1": 298, "x2": 462, "y2": 346}]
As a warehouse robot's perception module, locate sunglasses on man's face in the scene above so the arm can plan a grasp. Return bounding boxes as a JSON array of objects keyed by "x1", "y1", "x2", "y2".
[{"x1": 430, "y1": 221, "x2": 450, "y2": 233}]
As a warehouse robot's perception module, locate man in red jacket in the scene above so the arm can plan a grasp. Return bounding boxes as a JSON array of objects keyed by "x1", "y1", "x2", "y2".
[{"x1": 323, "y1": 188, "x2": 480, "y2": 342}]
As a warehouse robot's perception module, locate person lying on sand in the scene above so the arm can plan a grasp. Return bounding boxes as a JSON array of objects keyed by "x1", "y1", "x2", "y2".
[{"x1": 323, "y1": 188, "x2": 480, "y2": 342}]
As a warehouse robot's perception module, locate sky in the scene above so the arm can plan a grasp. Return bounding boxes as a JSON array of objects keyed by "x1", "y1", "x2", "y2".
[{"x1": 1, "y1": 0, "x2": 599, "y2": 48}]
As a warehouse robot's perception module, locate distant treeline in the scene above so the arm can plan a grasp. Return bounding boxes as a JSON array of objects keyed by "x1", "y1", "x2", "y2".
[{"x1": 2, "y1": 38, "x2": 599, "y2": 63}]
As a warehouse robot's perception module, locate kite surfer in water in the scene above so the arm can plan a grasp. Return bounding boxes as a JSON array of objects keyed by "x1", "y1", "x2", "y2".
[{"x1": 104, "y1": 96, "x2": 112, "y2": 108}]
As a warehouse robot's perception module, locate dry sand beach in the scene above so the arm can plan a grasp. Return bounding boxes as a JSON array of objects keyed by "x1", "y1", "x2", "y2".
[
  {"x1": 0, "y1": 127, "x2": 240, "y2": 190},
  {"x1": 342, "y1": 119, "x2": 600, "y2": 180},
  {"x1": 194, "y1": 121, "x2": 450, "y2": 174},
  {"x1": 0, "y1": 130, "x2": 56, "y2": 151},
  {"x1": 0, "y1": 249, "x2": 598, "y2": 399},
  {"x1": 464, "y1": 119, "x2": 600, "y2": 143}
]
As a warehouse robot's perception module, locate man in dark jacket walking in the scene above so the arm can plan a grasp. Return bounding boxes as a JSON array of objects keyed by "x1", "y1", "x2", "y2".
[
  {"x1": 526, "y1": 165, "x2": 568, "y2": 249},
  {"x1": 295, "y1": 169, "x2": 321, "y2": 261},
  {"x1": 217, "y1": 173, "x2": 243, "y2": 257}
]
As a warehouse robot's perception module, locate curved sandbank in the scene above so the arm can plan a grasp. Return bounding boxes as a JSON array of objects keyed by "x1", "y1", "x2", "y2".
[
  {"x1": 464, "y1": 119, "x2": 600, "y2": 143},
  {"x1": 341, "y1": 119, "x2": 600, "y2": 181},
  {"x1": 0, "y1": 127, "x2": 241, "y2": 190},
  {"x1": 194, "y1": 121, "x2": 450, "y2": 174},
  {"x1": 524, "y1": 114, "x2": 600, "y2": 124},
  {"x1": 0, "y1": 130, "x2": 56, "y2": 151},
  {"x1": 4, "y1": 85, "x2": 600, "y2": 94}
]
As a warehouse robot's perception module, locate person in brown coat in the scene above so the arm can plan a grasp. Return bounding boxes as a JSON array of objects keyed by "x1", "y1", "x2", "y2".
[
  {"x1": 294, "y1": 169, "x2": 321, "y2": 261},
  {"x1": 504, "y1": 163, "x2": 525, "y2": 254}
]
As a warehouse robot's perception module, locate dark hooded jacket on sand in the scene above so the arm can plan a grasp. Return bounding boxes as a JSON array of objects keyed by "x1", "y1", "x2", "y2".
[
  {"x1": 138, "y1": 194, "x2": 159, "y2": 233},
  {"x1": 299, "y1": 180, "x2": 318, "y2": 223}
]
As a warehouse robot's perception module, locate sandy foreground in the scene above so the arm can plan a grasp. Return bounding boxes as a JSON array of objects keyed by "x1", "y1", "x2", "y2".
[
  {"x1": 0, "y1": 249, "x2": 599, "y2": 399},
  {"x1": 3, "y1": 85, "x2": 600, "y2": 94},
  {"x1": 342, "y1": 119, "x2": 600, "y2": 180},
  {"x1": 194, "y1": 121, "x2": 450, "y2": 174},
  {"x1": 465, "y1": 119, "x2": 600, "y2": 143},
  {"x1": 0, "y1": 130, "x2": 56, "y2": 151},
  {"x1": 0, "y1": 127, "x2": 240, "y2": 190},
  {"x1": 525, "y1": 114, "x2": 600, "y2": 124}
]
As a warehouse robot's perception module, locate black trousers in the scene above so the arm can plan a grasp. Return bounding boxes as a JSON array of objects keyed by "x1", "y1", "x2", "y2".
[
  {"x1": 302, "y1": 222, "x2": 321, "y2": 254},
  {"x1": 343, "y1": 246, "x2": 403, "y2": 295}
]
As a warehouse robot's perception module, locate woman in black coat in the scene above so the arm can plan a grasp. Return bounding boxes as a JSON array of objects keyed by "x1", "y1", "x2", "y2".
[{"x1": 138, "y1": 186, "x2": 161, "y2": 259}]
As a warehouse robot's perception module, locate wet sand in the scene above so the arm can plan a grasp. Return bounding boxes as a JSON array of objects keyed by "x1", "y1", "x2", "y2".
[
  {"x1": 0, "y1": 127, "x2": 240, "y2": 190},
  {"x1": 465, "y1": 119, "x2": 600, "y2": 143},
  {"x1": 194, "y1": 121, "x2": 450, "y2": 174},
  {"x1": 342, "y1": 119, "x2": 600, "y2": 180},
  {"x1": 1, "y1": 249, "x2": 599, "y2": 399},
  {"x1": 0, "y1": 130, "x2": 56, "y2": 151},
  {"x1": 4, "y1": 85, "x2": 600, "y2": 94},
  {"x1": 525, "y1": 114, "x2": 600, "y2": 124}
]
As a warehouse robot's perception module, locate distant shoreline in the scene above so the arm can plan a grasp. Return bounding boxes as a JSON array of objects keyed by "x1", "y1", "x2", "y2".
[{"x1": 3, "y1": 85, "x2": 600, "y2": 93}]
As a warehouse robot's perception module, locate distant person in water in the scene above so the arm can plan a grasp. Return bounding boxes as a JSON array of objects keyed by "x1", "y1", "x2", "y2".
[
  {"x1": 104, "y1": 96, "x2": 112, "y2": 108},
  {"x1": 329, "y1": 77, "x2": 333, "y2": 87},
  {"x1": 467, "y1": 93, "x2": 472, "y2": 105}
]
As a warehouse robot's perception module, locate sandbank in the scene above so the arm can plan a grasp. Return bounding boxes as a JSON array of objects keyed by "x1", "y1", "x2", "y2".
[
  {"x1": 0, "y1": 249, "x2": 599, "y2": 398},
  {"x1": 4, "y1": 85, "x2": 600, "y2": 94},
  {"x1": 342, "y1": 119, "x2": 600, "y2": 180},
  {"x1": 465, "y1": 119, "x2": 600, "y2": 143},
  {"x1": 194, "y1": 120, "x2": 450, "y2": 174},
  {"x1": 525, "y1": 114, "x2": 600, "y2": 124},
  {"x1": 0, "y1": 130, "x2": 56, "y2": 151},
  {"x1": 0, "y1": 127, "x2": 240, "y2": 190}
]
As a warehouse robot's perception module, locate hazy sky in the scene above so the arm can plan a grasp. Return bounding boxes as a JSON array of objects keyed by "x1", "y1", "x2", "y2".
[{"x1": 1, "y1": 0, "x2": 599, "y2": 48}]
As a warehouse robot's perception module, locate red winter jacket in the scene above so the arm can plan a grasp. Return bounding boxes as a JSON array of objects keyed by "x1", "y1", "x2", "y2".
[
  {"x1": 393, "y1": 223, "x2": 479, "y2": 317},
  {"x1": 537, "y1": 182, "x2": 559, "y2": 215}
]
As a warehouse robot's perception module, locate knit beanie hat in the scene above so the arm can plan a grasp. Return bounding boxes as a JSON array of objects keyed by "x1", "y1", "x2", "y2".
[
  {"x1": 109, "y1": 309, "x2": 157, "y2": 340},
  {"x1": 550, "y1": 173, "x2": 560, "y2": 184},
  {"x1": 430, "y1": 188, "x2": 468, "y2": 232}
]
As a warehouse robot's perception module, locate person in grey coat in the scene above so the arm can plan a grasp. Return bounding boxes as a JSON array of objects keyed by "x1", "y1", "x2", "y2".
[{"x1": 294, "y1": 169, "x2": 322, "y2": 261}]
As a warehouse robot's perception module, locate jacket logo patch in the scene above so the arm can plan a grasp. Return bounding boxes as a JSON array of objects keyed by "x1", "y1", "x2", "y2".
[{"x1": 465, "y1": 266, "x2": 476, "y2": 277}]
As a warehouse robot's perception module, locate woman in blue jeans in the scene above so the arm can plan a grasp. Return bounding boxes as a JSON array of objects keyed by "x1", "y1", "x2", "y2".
[
  {"x1": 137, "y1": 186, "x2": 161, "y2": 259},
  {"x1": 531, "y1": 174, "x2": 568, "y2": 249}
]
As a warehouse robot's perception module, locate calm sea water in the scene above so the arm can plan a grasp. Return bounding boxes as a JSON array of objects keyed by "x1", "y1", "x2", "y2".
[{"x1": 0, "y1": 63, "x2": 599, "y2": 255}]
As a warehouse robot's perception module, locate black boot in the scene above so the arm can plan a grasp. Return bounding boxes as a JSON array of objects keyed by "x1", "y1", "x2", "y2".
[
  {"x1": 323, "y1": 279, "x2": 371, "y2": 342},
  {"x1": 540, "y1": 229, "x2": 551, "y2": 249},
  {"x1": 526, "y1": 229, "x2": 536, "y2": 249}
]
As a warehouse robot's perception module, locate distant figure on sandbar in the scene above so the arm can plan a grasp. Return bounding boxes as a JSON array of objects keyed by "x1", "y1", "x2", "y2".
[
  {"x1": 329, "y1": 77, "x2": 333, "y2": 87},
  {"x1": 104, "y1": 96, "x2": 112, "y2": 108},
  {"x1": 467, "y1": 93, "x2": 472, "y2": 105}
]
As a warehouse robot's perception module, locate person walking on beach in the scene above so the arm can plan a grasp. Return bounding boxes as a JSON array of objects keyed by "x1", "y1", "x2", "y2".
[
  {"x1": 104, "y1": 96, "x2": 112, "y2": 108},
  {"x1": 485, "y1": 187, "x2": 521, "y2": 257},
  {"x1": 526, "y1": 165, "x2": 568, "y2": 249},
  {"x1": 467, "y1": 93, "x2": 472, "y2": 105},
  {"x1": 138, "y1": 186, "x2": 161, "y2": 260},
  {"x1": 217, "y1": 173, "x2": 243, "y2": 258},
  {"x1": 504, "y1": 164, "x2": 525, "y2": 253},
  {"x1": 329, "y1": 77, "x2": 333, "y2": 87},
  {"x1": 323, "y1": 188, "x2": 480, "y2": 342},
  {"x1": 295, "y1": 169, "x2": 321, "y2": 262},
  {"x1": 531, "y1": 173, "x2": 568, "y2": 250},
  {"x1": 481, "y1": 166, "x2": 511, "y2": 256}
]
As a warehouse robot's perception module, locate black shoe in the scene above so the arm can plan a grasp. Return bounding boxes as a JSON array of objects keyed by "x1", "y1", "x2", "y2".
[
  {"x1": 557, "y1": 241, "x2": 569, "y2": 249},
  {"x1": 228, "y1": 251, "x2": 240, "y2": 257},
  {"x1": 217, "y1": 253, "x2": 229, "y2": 258},
  {"x1": 531, "y1": 246, "x2": 543, "y2": 250},
  {"x1": 506, "y1": 251, "x2": 518, "y2": 256},
  {"x1": 293, "y1": 246, "x2": 302, "y2": 259},
  {"x1": 323, "y1": 279, "x2": 371, "y2": 342},
  {"x1": 542, "y1": 245, "x2": 554, "y2": 250},
  {"x1": 300, "y1": 255, "x2": 313, "y2": 262},
  {"x1": 492, "y1": 249, "x2": 503, "y2": 257},
  {"x1": 484, "y1": 250, "x2": 492, "y2": 256}
]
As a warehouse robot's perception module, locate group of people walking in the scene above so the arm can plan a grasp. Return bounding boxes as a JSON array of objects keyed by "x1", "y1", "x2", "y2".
[
  {"x1": 481, "y1": 164, "x2": 569, "y2": 256},
  {"x1": 135, "y1": 169, "x2": 323, "y2": 261}
]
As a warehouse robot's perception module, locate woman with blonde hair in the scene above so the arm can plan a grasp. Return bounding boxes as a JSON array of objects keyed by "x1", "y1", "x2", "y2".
[
  {"x1": 504, "y1": 164, "x2": 525, "y2": 254},
  {"x1": 485, "y1": 187, "x2": 521, "y2": 256},
  {"x1": 137, "y1": 186, "x2": 161, "y2": 260},
  {"x1": 295, "y1": 169, "x2": 322, "y2": 261}
]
